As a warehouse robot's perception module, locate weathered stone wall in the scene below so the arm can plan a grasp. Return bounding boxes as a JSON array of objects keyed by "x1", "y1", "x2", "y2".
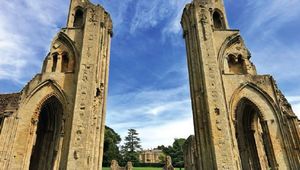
[
  {"x1": 181, "y1": 0, "x2": 300, "y2": 169},
  {"x1": 183, "y1": 135, "x2": 196, "y2": 170},
  {"x1": 0, "y1": 0, "x2": 112, "y2": 169}
]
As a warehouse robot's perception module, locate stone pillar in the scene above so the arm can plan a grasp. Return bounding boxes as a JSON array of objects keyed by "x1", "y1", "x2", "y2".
[
  {"x1": 66, "y1": 3, "x2": 112, "y2": 169},
  {"x1": 125, "y1": 161, "x2": 133, "y2": 170},
  {"x1": 45, "y1": 57, "x2": 53, "y2": 72},
  {"x1": 56, "y1": 53, "x2": 63, "y2": 73},
  {"x1": 163, "y1": 156, "x2": 174, "y2": 170},
  {"x1": 110, "y1": 160, "x2": 120, "y2": 170}
]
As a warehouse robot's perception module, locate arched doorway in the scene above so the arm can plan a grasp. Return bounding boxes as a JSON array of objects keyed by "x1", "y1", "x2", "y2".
[
  {"x1": 235, "y1": 98, "x2": 277, "y2": 170},
  {"x1": 29, "y1": 96, "x2": 64, "y2": 170}
]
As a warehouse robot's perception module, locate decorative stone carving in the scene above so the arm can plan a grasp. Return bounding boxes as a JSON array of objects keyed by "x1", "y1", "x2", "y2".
[
  {"x1": 223, "y1": 38, "x2": 257, "y2": 75},
  {"x1": 200, "y1": 9, "x2": 208, "y2": 41},
  {"x1": 273, "y1": 81, "x2": 296, "y2": 117},
  {"x1": 110, "y1": 160, "x2": 120, "y2": 170},
  {"x1": 110, "y1": 160, "x2": 133, "y2": 170},
  {"x1": 88, "y1": 8, "x2": 97, "y2": 24},
  {"x1": 163, "y1": 156, "x2": 174, "y2": 170},
  {"x1": 125, "y1": 161, "x2": 133, "y2": 170}
]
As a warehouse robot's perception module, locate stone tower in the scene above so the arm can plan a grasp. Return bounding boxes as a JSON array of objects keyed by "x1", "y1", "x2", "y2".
[
  {"x1": 181, "y1": 0, "x2": 300, "y2": 169},
  {"x1": 0, "y1": 0, "x2": 112, "y2": 169}
]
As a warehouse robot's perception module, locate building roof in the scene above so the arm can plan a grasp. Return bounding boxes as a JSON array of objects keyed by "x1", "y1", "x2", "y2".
[{"x1": 0, "y1": 93, "x2": 21, "y2": 115}]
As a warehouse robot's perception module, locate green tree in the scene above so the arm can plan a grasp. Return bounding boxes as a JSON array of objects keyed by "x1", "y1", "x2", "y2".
[
  {"x1": 121, "y1": 129, "x2": 142, "y2": 165},
  {"x1": 160, "y1": 138, "x2": 186, "y2": 168},
  {"x1": 103, "y1": 126, "x2": 122, "y2": 167}
]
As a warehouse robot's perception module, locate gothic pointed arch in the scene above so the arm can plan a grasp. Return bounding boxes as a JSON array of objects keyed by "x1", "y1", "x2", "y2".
[
  {"x1": 29, "y1": 95, "x2": 64, "y2": 170},
  {"x1": 10, "y1": 79, "x2": 69, "y2": 169},
  {"x1": 73, "y1": 7, "x2": 84, "y2": 27},
  {"x1": 235, "y1": 98, "x2": 276, "y2": 169},
  {"x1": 212, "y1": 9, "x2": 225, "y2": 30},
  {"x1": 24, "y1": 79, "x2": 68, "y2": 106},
  {"x1": 229, "y1": 83, "x2": 287, "y2": 169},
  {"x1": 229, "y1": 82, "x2": 279, "y2": 115},
  {"x1": 218, "y1": 34, "x2": 256, "y2": 75},
  {"x1": 43, "y1": 32, "x2": 79, "y2": 73}
]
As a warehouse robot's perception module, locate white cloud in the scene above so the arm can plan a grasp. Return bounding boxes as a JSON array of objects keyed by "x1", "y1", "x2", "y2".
[
  {"x1": 106, "y1": 84, "x2": 193, "y2": 148},
  {"x1": 129, "y1": 0, "x2": 169, "y2": 33},
  {"x1": 251, "y1": 41, "x2": 300, "y2": 82},
  {"x1": 138, "y1": 116, "x2": 194, "y2": 149},
  {"x1": 0, "y1": 0, "x2": 68, "y2": 83},
  {"x1": 293, "y1": 104, "x2": 300, "y2": 119},
  {"x1": 287, "y1": 96, "x2": 300, "y2": 119},
  {"x1": 146, "y1": 100, "x2": 190, "y2": 116},
  {"x1": 241, "y1": 0, "x2": 300, "y2": 36},
  {"x1": 162, "y1": 0, "x2": 190, "y2": 35},
  {"x1": 126, "y1": 0, "x2": 190, "y2": 36}
]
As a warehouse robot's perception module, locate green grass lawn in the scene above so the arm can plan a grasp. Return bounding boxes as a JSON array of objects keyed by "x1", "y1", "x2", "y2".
[{"x1": 103, "y1": 168, "x2": 184, "y2": 170}]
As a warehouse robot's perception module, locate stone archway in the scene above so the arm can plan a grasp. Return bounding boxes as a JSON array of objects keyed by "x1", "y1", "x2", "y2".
[
  {"x1": 235, "y1": 98, "x2": 275, "y2": 170},
  {"x1": 29, "y1": 96, "x2": 64, "y2": 170}
]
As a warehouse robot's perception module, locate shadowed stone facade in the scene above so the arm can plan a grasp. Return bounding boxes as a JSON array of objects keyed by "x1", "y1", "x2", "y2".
[
  {"x1": 0, "y1": 0, "x2": 112, "y2": 169},
  {"x1": 183, "y1": 135, "x2": 196, "y2": 170},
  {"x1": 181, "y1": 0, "x2": 300, "y2": 169}
]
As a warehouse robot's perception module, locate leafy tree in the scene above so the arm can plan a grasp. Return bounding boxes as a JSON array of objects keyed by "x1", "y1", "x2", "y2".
[
  {"x1": 103, "y1": 126, "x2": 122, "y2": 167},
  {"x1": 121, "y1": 129, "x2": 142, "y2": 165},
  {"x1": 160, "y1": 138, "x2": 186, "y2": 168}
]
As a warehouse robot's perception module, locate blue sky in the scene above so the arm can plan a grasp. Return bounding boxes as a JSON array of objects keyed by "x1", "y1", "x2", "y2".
[{"x1": 0, "y1": 0, "x2": 299, "y2": 149}]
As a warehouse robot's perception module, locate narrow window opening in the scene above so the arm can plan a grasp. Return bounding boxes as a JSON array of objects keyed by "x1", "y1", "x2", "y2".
[
  {"x1": 73, "y1": 9, "x2": 84, "y2": 27},
  {"x1": 228, "y1": 54, "x2": 246, "y2": 74},
  {"x1": 52, "y1": 54, "x2": 58, "y2": 72},
  {"x1": 96, "y1": 88, "x2": 101, "y2": 97},
  {"x1": 61, "y1": 54, "x2": 69, "y2": 72},
  {"x1": 0, "y1": 117, "x2": 4, "y2": 134},
  {"x1": 213, "y1": 11, "x2": 224, "y2": 30}
]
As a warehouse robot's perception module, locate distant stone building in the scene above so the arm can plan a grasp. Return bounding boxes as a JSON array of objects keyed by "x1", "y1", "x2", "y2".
[
  {"x1": 0, "y1": 0, "x2": 112, "y2": 169},
  {"x1": 181, "y1": 0, "x2": 300, "y2": 169},
  {"x1": 139, "y1": 149, "x2": 164, "y2": 163}
]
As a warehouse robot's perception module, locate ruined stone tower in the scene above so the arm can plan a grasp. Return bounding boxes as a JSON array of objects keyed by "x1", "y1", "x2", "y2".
[
  {"x1": 181, "y1": 0, "x2": 300, "y2": 169},
  {"x1": 0, "y1": 0, "x2": 112, "y2": 169}
]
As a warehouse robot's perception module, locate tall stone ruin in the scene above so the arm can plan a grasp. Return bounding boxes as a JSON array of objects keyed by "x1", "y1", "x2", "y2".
[
  {"x1": 0, "y1": 0, "x2": 112, "y2": 169},
  {"x1": 181, "y1": 0, "x2": 300, "y2": 169}
]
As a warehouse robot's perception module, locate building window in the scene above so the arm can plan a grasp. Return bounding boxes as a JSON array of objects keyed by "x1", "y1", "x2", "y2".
[
  {"x1": 61, "y1": 53, "x2": 69, "y2": 72},
  {"x1": 73, "y1": 9, "x2": 84, "y2": 27},
  {"x1": 213, "y1": 10, "x2": 225, "y2": 30},
  {"x1": 52, "y1": 54, "x2": 58, "y2": 72},
  {"x1": 227, "y1": 54, "x2": 246, "y2": 74},
  {"x1": 0, "y1": 116, "x2": 4, "y2": 134}
]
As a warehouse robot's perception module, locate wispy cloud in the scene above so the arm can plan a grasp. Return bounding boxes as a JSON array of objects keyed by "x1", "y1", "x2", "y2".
[
  {"x1": 0, "y1": 0, "x2": 68, "y2": 84},
  {"x1": 107, "y1": 85, "x2": 193, "y2": 148},
  {"x1": 107, "y1": 0, "x2": 189, "y2": 37},
  {"x1": 162, "y1": 0, "x2": 190, "y2": 35},
  {"x1": 287, "y1": 96, "x2": 300, "y2": 119},
  {"x1": 238, "y1": 0, "x2": 300, "y2": 37},
  {"x1": 251, "y1": 40, "x2": 300, "y2": 82},
  {"x1": 129, "y1": 0, "x2": 171, "y2": 34},
  {"x1": 138, "y1": 116, "x2": 194, "y2": 149}
]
